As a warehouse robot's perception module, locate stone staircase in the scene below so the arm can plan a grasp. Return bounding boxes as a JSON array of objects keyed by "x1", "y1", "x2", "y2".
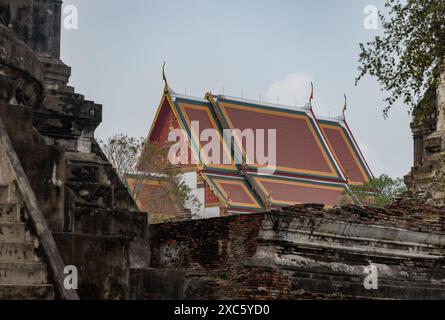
[{"x1": 0, "y1": 183, "x2": 54, "y2": 300}]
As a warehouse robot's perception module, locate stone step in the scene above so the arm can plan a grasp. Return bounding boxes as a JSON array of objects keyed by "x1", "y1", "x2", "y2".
[
  {"x1": 0, "y1": 204, "x2": 18, "y2": 223},
  {"x1": 0, "y1": 222, "x2": 26, "y2": 244},
  {"x1": 74, "y1": 207, "x2": 147, "y2": 236},
  {"x1": 0, "y1": 284, "x2": 54, "y2": 300},
  {"x1": 65, "y1": 153, "x2": 111, "y2": 183},
  {"x1": 66, "y1": 162, "x2": 102, "y2": 183},
  {"x1": 57, "y1": 85, "x2": 75, "y2": 94},
  {"x1": 66, "y1": 182, "x2": 113, "y2": 209},
  {"x1": 56, "y1": 90, "x2": 85, "y2": 101},
  {"x1": 0, "y1": 243, "x2": 35, "y2": 263},
  {"x1": 0, "y1": 263, "x2": 48, "y2": 285},
  {"x1": 65, "y1": 153, "x2": 138, "y2": 211}
]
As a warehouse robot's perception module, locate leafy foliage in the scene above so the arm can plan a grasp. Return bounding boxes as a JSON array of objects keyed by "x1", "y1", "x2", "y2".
[
  {"x1": 136, "y1": 141, "x2": 200, "y2": 212},
  {"x1": 99, "y1": 134, "x2": 200, "y2": 218},
  {"x1": 347, "y1": 174, "x2": 407, "y2": 207},
  {"x1": 98, "y1": 134, "x2": 143, "y2": 179},
  {"x1": 356, "y1": 0, "x2": 445, "y2": 117}
]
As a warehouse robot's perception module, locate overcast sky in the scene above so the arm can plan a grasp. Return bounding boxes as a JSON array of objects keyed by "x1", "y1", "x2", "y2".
[{"x1": 60, "y1": 0, "x2": 413, "y2": 178}]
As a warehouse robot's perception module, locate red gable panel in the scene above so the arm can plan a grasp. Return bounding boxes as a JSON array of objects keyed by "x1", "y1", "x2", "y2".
[
  {"x1": 204, "y1": 174, "x2": 263, "y2": 211},
  {"x1": 172, "y1": 114, "x2": 196, "y2": 169},
  {"x1": 319, "y1": 120, "x2": 372, "y2": 184},
  {"x1": 148, "y1": 99, "x2": 172, "y2": 146},
  {"x1": 204, "y1": 181, "x2": 220, "y2": 207},
  {"x1": 252, "y1": 175, "x2": 346, "y2": 207},
  {"x1": 172, "y1": 97, "x2": 237, "y2": 172},
  {"x1": 144, "y1": 97, "x2": 196, "y2": 171}
]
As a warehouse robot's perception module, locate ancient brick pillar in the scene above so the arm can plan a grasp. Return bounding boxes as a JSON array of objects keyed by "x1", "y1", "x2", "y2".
[{"x1": 406, "y1": 65, "x2": 445, "y2": 205}]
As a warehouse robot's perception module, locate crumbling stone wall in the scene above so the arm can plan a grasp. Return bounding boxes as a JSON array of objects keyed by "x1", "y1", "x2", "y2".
[
  {"x1": 7, "y1": 0, "x2": 62, "y2": 59},
  {"x1": 149, "y1": 201, "x2": 445, "y2": 300}
]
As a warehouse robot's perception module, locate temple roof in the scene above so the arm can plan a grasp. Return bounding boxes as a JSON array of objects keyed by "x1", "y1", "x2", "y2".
[
  {"x1": 144, "y1": 84, "x2": 373, "y2": 212},
  {"x1": 317, "y1": 116, "x2": 373, "y2": 184}
]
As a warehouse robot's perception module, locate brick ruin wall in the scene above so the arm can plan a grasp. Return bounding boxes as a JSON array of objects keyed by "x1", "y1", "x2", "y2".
[
  {"x1": 148, "y1": 214, "x2": 265, "y2": 299},
  {"x1": 147, "y1": 200, "x2": 445, "y2": 300}
]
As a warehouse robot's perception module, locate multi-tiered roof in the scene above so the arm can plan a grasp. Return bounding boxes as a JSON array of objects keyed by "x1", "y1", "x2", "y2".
[{"x1": 144, "y1": 81, "x2": 372, "y2": 214}]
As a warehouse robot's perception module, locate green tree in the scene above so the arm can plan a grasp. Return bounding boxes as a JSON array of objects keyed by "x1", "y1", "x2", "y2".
[
  {"x1": 99, "y1": 134, "x2": 143, "y2": 179},
  {"x1": 99, "y1": 134, "x2": 200, "y2": 218},
  {"x1": 346, "y1": 174, "x2": 407, "y2": 207},
  {"x1": 135, "y1": 141, "x2": 200, "y2": 214},
  {"x1": 356, "y1": 0, "x2": 445, "y2": 117}
]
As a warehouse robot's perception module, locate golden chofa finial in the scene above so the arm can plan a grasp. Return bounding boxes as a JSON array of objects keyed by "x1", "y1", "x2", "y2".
[
  {"x1": 309, "y1": 82, "x2": 314, "y2": 103},
  {"x1": 162, "y1": 61, "x2": 169, "y2": 93},
  {"x1": 162, "y1": 61, "x2": 167, "y2": 82},
  {"x1": 342, "y1": 94, "x2": 347, "y2": 117},
  {"x1": 204, "y1": 91, "x2": 213, "y2": 101}
]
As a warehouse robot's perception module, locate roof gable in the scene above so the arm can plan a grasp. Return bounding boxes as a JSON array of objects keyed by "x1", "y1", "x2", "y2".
[
  {"x1": 318, "y1": 118, "x2": 372, "y2": 184},
  {"x1": 170, "y1": 95, "x2": 238, "y2": 172}
]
